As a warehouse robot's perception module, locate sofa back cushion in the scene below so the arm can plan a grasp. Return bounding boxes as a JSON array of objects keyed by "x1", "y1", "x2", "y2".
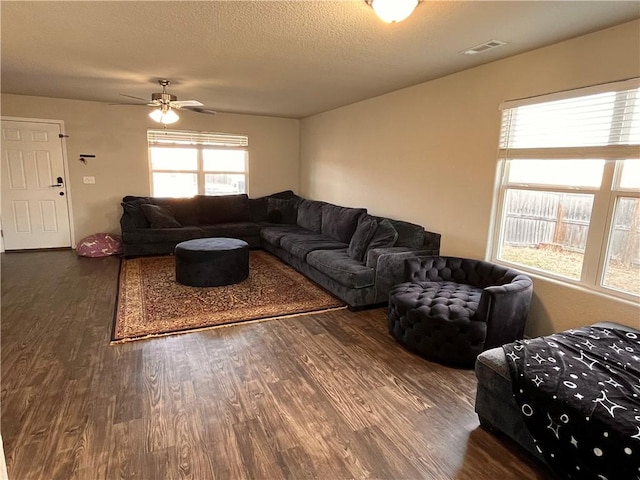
[
  {"x1": 321, "y1": 204, "x2": 366, "y2": 243},
  {"x1": 347, "y1": 215, "x2": 378, "y2": 262},
  {"x1": 121, "y1": 196, "x2": 151, "y2": 228},
  {"x1": 152, "y1": 197, "x2": 199, "y2": 226},
  {"x1": 249, "y1": 190, "x2": 297, "y2": 222},
  {"x1": 366, "y1": 218, "x2": 398, "y2": 252},
  {"x1": 267, "y1": 198, "x2": 299, "y2": 224},
  {"x1": 140, "y1": 204, "x2": 182, "y2": 228},
  {"x1": 297, "y1": 199, "x2": 325, "y2": 233},
  {"x1": 391, "y1": 219, "x2": 425, "y2": 248},
  {"x1": 249, "y1": 197, "x2": 269, "y2": 222},
  {"x1": 122, "y1": 195, "x2": 151, "y2": 204},
  {"x1": 270, "y1": 190, "x2": 297, "y2": 200},
  {"x1": 372, "y1": 216, "x2": 425, "y2": 248},
  {"x1": 197, "y1": 194, "x2": 251, "y2": 224}
]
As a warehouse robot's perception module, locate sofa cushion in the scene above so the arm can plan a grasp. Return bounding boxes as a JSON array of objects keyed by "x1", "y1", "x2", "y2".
[
  {"x1": 388, "y1": 219, "x2": 425, "y2": 248},
  {"x1": 122, "y1": 226, "x2": 204, "y2": 244},
  {"x1": 321, "y1": 204, "x2": 366, "y2": 243},
  {"x1": 267, "y1": 190, "x2": 297, "y2": 200},
  {"x1": 307, "y1": 249, "x2": 375, "y2": 289},
  {"x1": 391, "y1": 280, "x2": 483, "y2": 322},
  {"x1": 260, "y1": 225, "x2": 309, "y2": 247},
  {"x1": 249, "y1": 197, "x2": 269, "y2": 222},
  {"x1": 123, "y1": 195, "x2": 150, "y2": 203},
  {"x1": 249, "y1": 190, "x2": 297, "y2": 222},
  {"x1": 199, "y1": 221, "x2": 261, "y2": 238},
  {"x1": 297, "y1": 199, "x2": 325, "y2": 233},
  {"x1": 140, "y1": 204, "x2": 182, "y2": 228},
  {"x1": 121, "y1": 201, "x2": 150, "y2": 228},
  {"x1": 197, "y1": 194, "x2": 251, "y2": 224},
  {"x1": 366, "y1": 218, "x2": 398, "y2": 253},
  {"x1": 267, "y1": 198, "x2": 299, "y2": 224},
  {"x1": 347, "y1": 215, "x2": 378, "y2": 262},
  {"x1": 151, "y1": 197, "x2": 199, "y2": 226},
  {"x1": 280, "y1": 233, "x2": 348, "y2": 259}
]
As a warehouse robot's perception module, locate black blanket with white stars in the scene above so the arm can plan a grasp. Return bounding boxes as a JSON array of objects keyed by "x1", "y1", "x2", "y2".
[{"x1": 503, "y1": 326, "x2": 640, "y2": 480}]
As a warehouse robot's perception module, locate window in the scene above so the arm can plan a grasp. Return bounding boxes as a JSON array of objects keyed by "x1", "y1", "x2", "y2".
[
  {"x1": 147, "y1": 129, "x2": 248, "y2": 197},
  {"x1": 490, "y1": 79, "x2": 640, "y2": 299}
]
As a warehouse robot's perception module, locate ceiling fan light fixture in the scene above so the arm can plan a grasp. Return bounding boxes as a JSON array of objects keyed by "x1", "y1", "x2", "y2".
[
  {"x1": 367, "y1": 0, "x2": 420, "y2": 23},
  {"x1": 149, "y1": 107, "x2": 179, "y2": 125}
]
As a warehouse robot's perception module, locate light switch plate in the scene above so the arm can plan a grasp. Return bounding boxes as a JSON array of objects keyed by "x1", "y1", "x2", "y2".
[{"x1": 83, "y1": 176, "x2": 96, "y2": 184}]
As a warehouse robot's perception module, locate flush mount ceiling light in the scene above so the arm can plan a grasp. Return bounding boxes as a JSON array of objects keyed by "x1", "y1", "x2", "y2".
[
  {"x1": 366, "y1": 0, "x2": 421, "y2": 23},
  {"x1": 149, "y1": 106, "x2": 179, "y2": 125}
]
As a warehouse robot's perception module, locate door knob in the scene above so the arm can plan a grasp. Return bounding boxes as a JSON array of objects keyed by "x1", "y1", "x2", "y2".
[{"x1": 49, "y1": 176, "x2": 64, "y2": 187}]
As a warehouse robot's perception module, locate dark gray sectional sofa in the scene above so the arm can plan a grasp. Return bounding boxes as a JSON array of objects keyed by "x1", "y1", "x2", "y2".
[
  {"x1": 120, "y1": 191, "x2": 441, "y2": 308},
  {"x1": 474, "y1": 322, "x2": 639, "y2": 468}
]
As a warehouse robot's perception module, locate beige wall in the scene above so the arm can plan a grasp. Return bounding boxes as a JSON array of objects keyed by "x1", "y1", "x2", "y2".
[
  {"x1": 299, "y1": 20, "x2": 640, "y2": 336},
  {"x1": 1, "y1": 95, "x2": 300, "y2": 242}
]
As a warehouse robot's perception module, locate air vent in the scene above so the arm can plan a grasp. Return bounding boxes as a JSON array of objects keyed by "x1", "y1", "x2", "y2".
[{"x1": 461, "y1": 40, "x2": 507, "y2": 55}]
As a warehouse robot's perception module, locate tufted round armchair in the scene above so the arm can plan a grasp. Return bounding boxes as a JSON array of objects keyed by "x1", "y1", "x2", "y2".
[{"x1": 388, "y1": 256, "x2": 533, "y2": 367}]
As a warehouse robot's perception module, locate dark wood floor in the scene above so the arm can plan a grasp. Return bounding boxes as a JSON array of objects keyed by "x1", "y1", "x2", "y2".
[{"x1": 1, "y1": 250, "x2": 553, "y2": 479}]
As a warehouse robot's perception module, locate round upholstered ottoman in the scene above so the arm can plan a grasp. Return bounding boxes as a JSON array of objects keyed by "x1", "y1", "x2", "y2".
[
  {"x1": 175, "y1": 238, "x2": 249, "y2": 287},
  {"x1": 388, "y1": 281, "x2": 487, "y2": 367}
]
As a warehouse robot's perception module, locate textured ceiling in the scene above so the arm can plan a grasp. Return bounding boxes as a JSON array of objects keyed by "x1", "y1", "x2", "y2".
[{"x1": 1, "y1": 1, "x2": 639, "y2": 118}]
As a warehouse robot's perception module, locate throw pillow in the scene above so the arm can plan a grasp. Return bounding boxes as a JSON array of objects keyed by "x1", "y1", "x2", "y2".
[
  {"x1": 76, "y1": 233, "x2": 123, "y2": 257},
  {"x1": 121, "y1": 200, "x2": 150, "y2": 228},
  {"x1": 365, "y1": 218, "x2": 398, "y2": 253},
  {"x1": 347, "y1": 216, "x2": 378, "y2": 262},
  {"x1": 140, "y1": 204, "x2": 182, "y2": 228},
  {"x1": 267, "y1": 198, "x2": 298, "y2": 224},
  {"x1": 152, "y1": 197, "x2": 199, "y2": 226}
]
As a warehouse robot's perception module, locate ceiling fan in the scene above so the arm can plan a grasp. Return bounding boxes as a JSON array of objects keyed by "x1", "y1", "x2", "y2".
[{"x1": 116, "y1": 79, "x2": 216, "y2": 125}]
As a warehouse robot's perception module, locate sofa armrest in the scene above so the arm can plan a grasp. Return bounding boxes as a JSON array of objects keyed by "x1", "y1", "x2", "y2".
[
  {"x1": 423, "y1": 230, "x2": 441, "y2": 252},
  {"x1": 120, "y1": 213, "x2": 138, "y2": 233},
  {"x1": 369, "y1": 249, "x2": 437, "y2": 295},
  {"x1": 366, "y1": 247, "x2": 438, "y2": 269},
  {"x1": 481, "y1": 274, "x2": 533, "y2": 350}
]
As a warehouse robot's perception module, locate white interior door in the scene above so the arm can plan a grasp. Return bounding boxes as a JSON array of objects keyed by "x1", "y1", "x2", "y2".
[{"x1": 1, "y1": 120, "x2": 72, "y2": 250}]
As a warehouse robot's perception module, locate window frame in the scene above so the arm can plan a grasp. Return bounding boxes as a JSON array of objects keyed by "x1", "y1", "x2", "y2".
[
  {"x1": 147, "y1": 130, "x2": 249, "y2": 197},
  {"x1": 488, "y1": 79, "x2": 640, "y2": 302}
]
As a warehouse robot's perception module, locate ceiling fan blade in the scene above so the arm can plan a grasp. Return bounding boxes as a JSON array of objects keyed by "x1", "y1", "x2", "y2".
[
  {"x1": 183, "y1": 106, "x2": 217, "y2": 115},
  {"x1": 119, "y1": 93, "x2": 150, "y2": 102},
  {"x1": 109, "y1": 101, "x2": 160, "y2": 107},
  {"x1": 171, "y1": 100, "x2": 204, "y2": 107}
]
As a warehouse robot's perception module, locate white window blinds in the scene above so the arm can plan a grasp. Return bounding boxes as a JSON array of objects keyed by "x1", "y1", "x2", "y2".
[
  {"x1": 147, "y1": 129, "x2": 249, "y2": 147},
  {"x1": 498, "y1": 79, "x2": 640, "y2": 159}
]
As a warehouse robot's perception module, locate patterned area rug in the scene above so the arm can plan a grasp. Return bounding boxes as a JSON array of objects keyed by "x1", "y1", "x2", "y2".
[{"x1": 112, "y1": 250, "x2": 345, "y2": 342}]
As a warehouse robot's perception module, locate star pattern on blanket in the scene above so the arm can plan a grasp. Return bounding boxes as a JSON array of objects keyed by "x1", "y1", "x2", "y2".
[
  {"x1": 572, "y1": 350, "x2": 599, "y2": 370},
  {"x1": 593, "y1": 390, "x2": 627, "y2": 418},
  {"x1": 503, "y1": 326, "x2": 640, "y2": 480},
  {"x1": 547, "y1": 413, "x2": 561, "y2": 439}
]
